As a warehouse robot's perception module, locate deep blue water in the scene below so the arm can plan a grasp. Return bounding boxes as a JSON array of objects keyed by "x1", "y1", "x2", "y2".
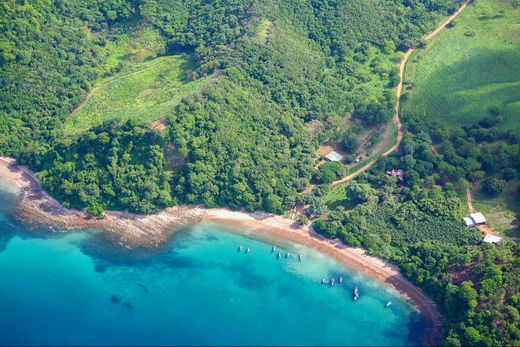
[{"x1": 0, "y1": 186, "x2": 425, "y2": 346}]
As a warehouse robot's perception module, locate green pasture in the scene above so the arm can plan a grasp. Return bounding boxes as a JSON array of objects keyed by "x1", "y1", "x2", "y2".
[
  {"x1": 63, "y1": 54, "x2": 208, "y2": 134},
  {"x1": 402, "y1": 0, "x2": 520, "y2": 132}
]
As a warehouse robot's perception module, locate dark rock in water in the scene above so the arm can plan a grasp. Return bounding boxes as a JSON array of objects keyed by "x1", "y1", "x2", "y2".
[
  {"x1": 138, "y1": 284, "x2": 149, "y2": 293},
  {"x1": 94, "y1": 264, "x2": 106, "y2": 273},
  {"x1": 110, "y1": 295, "x2": 121, "y2": 304},
  {"x1": 122, "y1": 302, "x2": 133, "y2": 310}
]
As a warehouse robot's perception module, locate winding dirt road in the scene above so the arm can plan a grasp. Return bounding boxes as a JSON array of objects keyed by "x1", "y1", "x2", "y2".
[{"x1": 330, "y1": 2, "x2": 468, "y2": 188}]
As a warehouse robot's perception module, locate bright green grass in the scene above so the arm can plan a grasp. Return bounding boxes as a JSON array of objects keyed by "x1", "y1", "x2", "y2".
[
  {"x1": 63, "y1": 54, "x2": 208, "y2": 134},
  {"x1": 402, "y1": 0, "x2": 520, "y2": 132},
  {"x1": 256, "y1": 19, "x2": 273, "y2": 44}
]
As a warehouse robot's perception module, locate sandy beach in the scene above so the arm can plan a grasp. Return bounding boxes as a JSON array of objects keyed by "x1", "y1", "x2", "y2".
[{"x1": 0, "y1": 156, "x2": 443, "y2": 344}]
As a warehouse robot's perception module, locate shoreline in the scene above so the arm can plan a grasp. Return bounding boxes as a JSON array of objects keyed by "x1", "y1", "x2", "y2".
[{"x1": 0, "y1": 156, "x2": 443, "y2": 344}]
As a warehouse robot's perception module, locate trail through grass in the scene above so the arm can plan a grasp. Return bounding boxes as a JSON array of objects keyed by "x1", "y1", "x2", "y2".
[{"x1": 63, "y1": 54, "x2": 208, "y2": 134}]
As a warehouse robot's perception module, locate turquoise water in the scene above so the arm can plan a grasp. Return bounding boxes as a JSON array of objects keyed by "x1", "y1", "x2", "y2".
[{"x1": 0, "y1": 187, "x2": 425, "y2": 346}]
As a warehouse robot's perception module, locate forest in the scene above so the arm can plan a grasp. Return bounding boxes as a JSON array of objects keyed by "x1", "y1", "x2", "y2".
[
  {"x1": 2, "y1": 0, "x2": 519, "y2": 345},
  {"x1": 1, "y1": 0, "x2": 461, "y2": 214}
]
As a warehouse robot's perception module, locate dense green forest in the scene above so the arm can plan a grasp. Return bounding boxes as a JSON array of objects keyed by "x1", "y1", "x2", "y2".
[
  {"x1": 3, "y1": 0, "x2": 519, "y2": 345},
  {"x1": 1, "y1": 0, "x2": 461, "y2": 214}
]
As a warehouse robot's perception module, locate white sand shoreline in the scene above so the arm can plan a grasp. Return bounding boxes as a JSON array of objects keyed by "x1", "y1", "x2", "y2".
[{"x1": 0, "y1": 156, "x2": 443, "y2": 344}]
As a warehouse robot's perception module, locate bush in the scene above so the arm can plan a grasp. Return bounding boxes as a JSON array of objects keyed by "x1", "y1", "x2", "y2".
[
  {"x1": 502, "y1": 168, "x2": 516, "y2": 181},
  {"x1": 354, "y1": 101, "x2": 392, "y2": 125},
  {"x1": 318, "y1": 162, "x2": 344, "y2": 184},
  {"x1": 483, "y1": 178, "x2": 506, "y2": 196}
]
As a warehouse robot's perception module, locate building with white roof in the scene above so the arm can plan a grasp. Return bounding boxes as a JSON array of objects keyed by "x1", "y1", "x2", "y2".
[
  {"x1": 463, "y1": 217, "x2": 475, "y2": 227},
  {"x1": 463, "y1": 212, "x2": 487, "y2": 228},
  {"x1": 470, "y1": 212, "x2": 486, "y2": 225},
  {"x1": 483, "y1": 234, "x2": 502, "y2": 244},
  {"x1": 324, "y1": 151, "x2": 344, "y2": 162}
]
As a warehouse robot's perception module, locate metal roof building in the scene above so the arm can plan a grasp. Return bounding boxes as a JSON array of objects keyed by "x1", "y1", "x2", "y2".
[
  {"x1": 463, "y1": 212, "x2": 487, "y2": 227},
  {"x1": 324, "y1": 151, "x2": 344, "y2": 162},
  {"x1": 483, "y1": 234, "x2": 502, "y2": 244},
  {"x1": 470, "y1": 213, "x2": 487, "y2": 225}
]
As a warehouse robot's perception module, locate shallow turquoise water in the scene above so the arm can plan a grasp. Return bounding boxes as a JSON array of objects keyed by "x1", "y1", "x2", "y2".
[{"x1": 0, "y1": 188, "x2": 425, "y2": 346}]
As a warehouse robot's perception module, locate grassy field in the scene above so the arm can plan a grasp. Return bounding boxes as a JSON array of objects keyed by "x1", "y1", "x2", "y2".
[
  {"x1": 63, "y1": 54, "x2": 209, "y2": 134},
  {"x1": 402, "y1": 0, "x2": 520, "y2": 132},
  {"x1": 472, "y1": 180, "x2": 520, "y2": 237}
]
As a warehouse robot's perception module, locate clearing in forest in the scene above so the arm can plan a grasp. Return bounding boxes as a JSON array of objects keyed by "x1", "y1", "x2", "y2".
[
  {"x1": 402, "y1": 0, "x2": 520, "y2": 132},
  {"x1": 471, "y1": 180, "x2": 520, "y2": 238},
  {"x1": 63, "y1": 54, "x2": 208, "y2": 134}
]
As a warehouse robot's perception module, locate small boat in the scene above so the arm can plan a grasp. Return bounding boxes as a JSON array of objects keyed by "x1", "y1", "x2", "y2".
[
  {"x1": 272, "y1": 245, "x2": 276, "y2": 252},
  {"x1": 385, "y1": 301, "x2": 392, "y2": 308},
  {"x1": 330, "y1": 278, "x2": 335, "y2": 286},
  {"x1": 298, "y1": 254, "x2": 303, "y2": 261},
  {"x1": 246, "y1": 247, "x2": 251, "y2": 253},
  {"x1": 339, "y1": 276, "x2": 343, "y2": 284},
  {"x1": 321, "y1": 278, "x2": 326, "y2": 284},
  {"x1": 238, "y1": 245, "x2": 243, "y2": 252},
  {"x1": 353, "y1": 287, "x2": 359, "y2": 301},
  {"x1": 277, "y1": 252, "x2": 282, "y2": 259},
  {"x1": 285, "y1": 252, "x2": 290, "y2": 258}
]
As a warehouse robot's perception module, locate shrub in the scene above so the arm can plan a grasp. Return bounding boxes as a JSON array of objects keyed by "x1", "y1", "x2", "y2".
[{"x1": 483, "y1": 178, "x2": 506, "y2": 196}]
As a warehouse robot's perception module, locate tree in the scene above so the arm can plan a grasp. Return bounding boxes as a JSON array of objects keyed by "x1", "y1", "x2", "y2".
[
  {"x1": 354, "y1": 101, "x2": 392, "y2": 125},
  {"x1": 462, "y1": 327, "x2": 481, "y2": 345},
  {"x1": 502, "y1": 168, "x2": 516, "y2": 181},
  {"x1": 266, "y1": 194, "x2": 283, "y2": 214},
  {"x1": 318, "y1": 162, "x2": 344, "y2": 184},
  {"x1": 458, "y1": 281, "x2": 478, "y2": 310},
  {"x1": 483, "y1": 178, "x2": 506, "y2": 196},
  {"x1": 341, "y1": 130, "x2": 358, "y2": 153},
  {"x1": 346, "y1": 181, "x2": 374, "y2": 204},
  {"x1": 313, "y1": 220, "x2": 336, "y2": 238},
  {"x1": 297, "y1": 215, "x2": 309, "y2": 226}
]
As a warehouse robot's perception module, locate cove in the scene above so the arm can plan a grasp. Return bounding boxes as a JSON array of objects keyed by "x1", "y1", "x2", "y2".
[{"x1": 0, "y1": 188, "x2": 425, "y2": 346}]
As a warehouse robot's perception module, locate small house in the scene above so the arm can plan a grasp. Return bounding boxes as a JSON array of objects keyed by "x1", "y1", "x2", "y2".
[
  {"x1": 306, "y1": 208, "x2": 316, "y2": 219},
  {"x1": 386, "y1": 169, "x2": 405, "y2": 181},
  {"x1": 463, "y1": 217, "x2": 475, "y2": 227},
  {"x1": 324, "y1": 151, "x2": 344, "y2": 162},
  {"x1": 463, "y1": 212, "x2": 487, "y2": 228},
  {"x1": 483, "y1": 234, "x2": 502, "y2": 244}
]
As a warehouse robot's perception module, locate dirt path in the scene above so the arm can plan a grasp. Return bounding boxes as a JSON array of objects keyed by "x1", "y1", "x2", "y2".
[
  {"x1": 467, "y1": 187, "x2": 475, "y2": 213},
  {"x1": 329, "y1": 2, "x2": 468, "y2": 188}
]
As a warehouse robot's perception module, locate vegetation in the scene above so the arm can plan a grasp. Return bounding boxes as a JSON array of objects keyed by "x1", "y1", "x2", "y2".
[
  {"x1": 1, "y1": 0, "x2": 460, "y2": 215},
  {"x1": 0, "y1": 0, "x2": 136, "y2": 155},
  {"x1": 313, "y1": 123, "x2": 520, "y2": 345},
  {"x1": 4, "y1": 0, "x2": 520, "y2": 345},
  {"x1": 402, "y1": 0, "x2": 520, "y2": 133},
  {"x1": 63, "y1": 54, "x2": 209, "y2": 134},
  {"x1": 18, "y1": 120, "x2": 174, "y2": 216}
]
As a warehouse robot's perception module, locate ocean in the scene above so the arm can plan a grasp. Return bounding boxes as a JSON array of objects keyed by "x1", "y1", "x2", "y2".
[{"x1": 0, "y1": 186, "x2": 425, "y2": 346}]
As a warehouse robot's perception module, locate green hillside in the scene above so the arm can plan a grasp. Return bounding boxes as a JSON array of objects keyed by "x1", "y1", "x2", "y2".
[
  {"x1": 2, "y1": 1, "x2": 520, "y2": 346},
  {"x1": 64, "y1": 54, "x2": 208, "y2": 134},
  {"x1": 402, "y1": 0, "x2": 520, "y2": 132}
]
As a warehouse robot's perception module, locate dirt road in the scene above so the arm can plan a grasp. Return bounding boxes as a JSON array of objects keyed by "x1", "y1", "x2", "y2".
[{"x1": 330, "y1": 2, "x2": 468, "y2": 188}]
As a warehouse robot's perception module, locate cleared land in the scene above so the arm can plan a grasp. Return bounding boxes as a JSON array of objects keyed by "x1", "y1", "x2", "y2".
[
  {"x1": 63, "y1": 54, "x2": 208, "y2": 134},
  {"x1": 402, "y1": 0, "x2": 520, "y2": 132},
  {"x1": 325, "y1": 3, "x2": 467, "y2": 191},
  {"x1": 471, "y1": 180, "x2": 520, "y2": 237}
]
